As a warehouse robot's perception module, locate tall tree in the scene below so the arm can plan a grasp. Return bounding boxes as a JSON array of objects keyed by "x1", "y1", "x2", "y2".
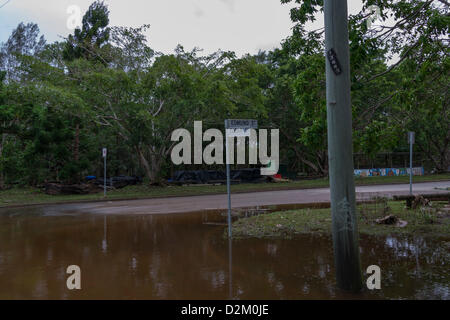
[
  {"x1": 63, "y1": 0, "x2": 110, "y2": 64},
  {"x1": 0, "y1": 22, "x2": 46, "y2": 81},
  {"x1": 61, "y1": 1, "x2": 111, "y2": 181}
]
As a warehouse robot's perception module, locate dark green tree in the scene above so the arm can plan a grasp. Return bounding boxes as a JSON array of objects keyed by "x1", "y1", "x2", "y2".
[{"x1": 63, "y1": 0, "x2": 110, "y2": 64}]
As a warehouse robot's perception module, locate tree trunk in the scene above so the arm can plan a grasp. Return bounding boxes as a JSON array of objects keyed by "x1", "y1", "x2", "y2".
[
  {"x1": 69, "y1": 123, "x2": 80, "y2": 184},
  {"x1": 137, "y1": 147, "x2": 152, "y2": 183},
  {"x1": 150, "y1": 153, "x2": 160, "y2": 183},
  {"x1": 74, "y1": 123, "x2": 80, "y2": 162}
]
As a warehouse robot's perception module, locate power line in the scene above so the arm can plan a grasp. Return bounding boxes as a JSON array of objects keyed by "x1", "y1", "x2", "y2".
[{"x1": 0, "y1": 0, "x2": 11, "y2": 9}]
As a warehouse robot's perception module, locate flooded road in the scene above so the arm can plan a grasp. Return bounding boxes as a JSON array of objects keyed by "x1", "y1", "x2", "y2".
[{"x1": 0, "y1": 206, "x2": 448, "y2": 299}]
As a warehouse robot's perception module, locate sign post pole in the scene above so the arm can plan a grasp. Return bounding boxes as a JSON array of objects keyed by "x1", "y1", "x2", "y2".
[
  {"x1": 224, "y1": 119, "x2": 257, "y2": 298},
  {"x1": 224, "y1": 120, "x2": 258, "y2": 239},
  {"x1": 408, "y1": 132, "x2": 415, "y2": 195},
  {"x1": 225, "y1": 132, "x2": 232, "y2": 238},
  {"x1": 103, "y1": 148, "x2": 107, "y2": 197}
]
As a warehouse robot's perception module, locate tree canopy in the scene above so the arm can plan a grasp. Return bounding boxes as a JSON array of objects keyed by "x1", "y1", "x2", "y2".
[{"x1": 0, "y1": 0, "x2": 448, "y2": 187}]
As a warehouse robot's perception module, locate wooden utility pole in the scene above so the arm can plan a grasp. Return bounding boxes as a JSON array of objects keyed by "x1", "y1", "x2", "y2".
[{"x1": 324, "y1": 0, "x2": 363, "y2": 292}]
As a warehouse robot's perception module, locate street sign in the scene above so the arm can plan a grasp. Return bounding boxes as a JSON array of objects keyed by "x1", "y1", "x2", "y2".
[
  {"x1": 224, "y1": 119, "x2": 258, "y2": 239},
  {"x1": 408, "y1": 132, "x2": 415, "y2": 144},
  {"x1": 226, "y1": 128, "x2": 252, "y2": 137},
  {"x1": 102, "y1": 148, "x2": 107, "y2": 158},
  {"x1": 225, "y1": 119, "x2": 258, "y2": 130}
]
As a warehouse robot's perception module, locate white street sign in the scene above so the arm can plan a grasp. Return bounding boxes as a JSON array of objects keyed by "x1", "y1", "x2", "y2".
[
  {"x1": 226, "y1": 128, "x2": 252, "y2": 137},
  {"x1": 102, "y1": 148, "x2": 107, "y2": 158},
  {"x1": 225, "y1": 119, "x2": 258, "y2": 130},
  {"x1": 224, "y1": 119, "x2": 258, "y2": 239},
  {"x1": 408, "y1": 132, "x2": 415, "y2": 144}
]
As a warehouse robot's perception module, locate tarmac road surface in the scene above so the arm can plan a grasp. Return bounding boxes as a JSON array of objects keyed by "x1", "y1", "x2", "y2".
[{"x1": 47, "y1": 181, "x2": 450, "y2": 215}]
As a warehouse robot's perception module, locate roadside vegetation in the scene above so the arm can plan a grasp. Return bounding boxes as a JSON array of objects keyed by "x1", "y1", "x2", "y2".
[
  {"x1": 0, "y1": 0, "x2": 448, "y2": 190},
  {"x1": 231, "y1": 200, "x2": 450, "y2": 239}
]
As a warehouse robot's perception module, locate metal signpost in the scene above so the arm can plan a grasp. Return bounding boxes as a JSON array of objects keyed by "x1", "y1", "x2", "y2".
[
  {"x1": 102, "y1": 148, "x2": 107, "y2": 197},
  {"x1": 224, "y1": 119, "x2": 258, "y2": 238},
  {"x1": 408, "y1": 132, "x2": 415, "y2": 195}
]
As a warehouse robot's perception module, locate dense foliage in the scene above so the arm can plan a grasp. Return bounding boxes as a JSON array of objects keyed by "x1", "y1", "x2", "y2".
[{"x1": 0, "y1": 0, "x2": 448, "y2": 187}]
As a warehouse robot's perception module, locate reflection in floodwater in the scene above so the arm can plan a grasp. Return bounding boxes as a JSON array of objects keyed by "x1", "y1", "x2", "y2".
[
  {"x1": 102, "y1": 215, "x2": 107, "y2": 254},
  {"x1": 228, "y1": 237, "x2": 232, "y2": 300},
  {"x1": 0, "y1": 206, "x2": 448, "y2": 299}
]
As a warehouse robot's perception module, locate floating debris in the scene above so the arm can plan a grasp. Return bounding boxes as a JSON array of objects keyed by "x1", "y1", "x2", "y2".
[
  {"x1": 375, "y1": 215, "x2": 408, "y2": 228},
  {"x1": 411, "y1": 195, "x2": 432, "y2": 210}
]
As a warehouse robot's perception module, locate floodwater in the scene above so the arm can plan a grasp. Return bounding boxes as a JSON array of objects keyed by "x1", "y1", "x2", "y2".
[{"x1": 0, "y1": 205, "x2": 448, "y2": 300}]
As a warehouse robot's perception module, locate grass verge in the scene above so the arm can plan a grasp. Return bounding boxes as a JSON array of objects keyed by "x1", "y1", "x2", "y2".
[{"x1": 231, "y1": 201, "x2": 450, "y2": 239}]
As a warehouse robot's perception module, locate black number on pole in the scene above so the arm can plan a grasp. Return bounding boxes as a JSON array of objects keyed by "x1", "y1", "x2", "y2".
[{"x1": 327, "y1": 49, "x2": 342, "y2": 75}]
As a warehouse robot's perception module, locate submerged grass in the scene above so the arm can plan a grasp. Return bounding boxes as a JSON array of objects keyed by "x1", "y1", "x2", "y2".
[
  {"x1": 231, "y1": 201, "x2": 450, "y2": 239},
  {"x1": 0, "y1": 173, "x2": 449, "y2": 208}
]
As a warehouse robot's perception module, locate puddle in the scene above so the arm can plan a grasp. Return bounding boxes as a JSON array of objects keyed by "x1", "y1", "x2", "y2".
[{"x1": 0, "y1": 206, "x2": 448, "y2": 299}]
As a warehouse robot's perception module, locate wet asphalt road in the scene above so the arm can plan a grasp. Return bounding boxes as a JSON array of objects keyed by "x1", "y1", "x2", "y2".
[{"x1": 47, "y1": 181, "x2": 450, "y2": 215}]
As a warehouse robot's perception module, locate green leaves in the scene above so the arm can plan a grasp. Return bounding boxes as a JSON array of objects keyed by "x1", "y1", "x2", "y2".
[
  {"x1": 0, "y1": 0, "x2": 447, "y2": 186},
  {"x1": 63, "y1": 0, "x2": 110, "y2": 64},
  {"x1": 281, "y1": 0, "x2": 324, "y2": 24}
]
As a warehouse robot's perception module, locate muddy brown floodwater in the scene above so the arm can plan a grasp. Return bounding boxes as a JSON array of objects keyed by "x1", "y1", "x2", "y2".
[{"x1": 0, "y1": 205, "x2": 448, "y2": 299}]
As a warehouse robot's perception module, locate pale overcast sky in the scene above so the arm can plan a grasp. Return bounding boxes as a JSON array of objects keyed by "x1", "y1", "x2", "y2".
[{"x1": 0, "y1": 0, "x2": 364, "y2": 57}]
